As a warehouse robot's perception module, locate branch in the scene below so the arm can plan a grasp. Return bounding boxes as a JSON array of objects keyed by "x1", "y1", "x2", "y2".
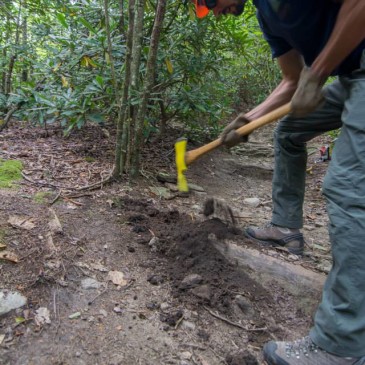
[{"x1": 204, "y1": 306, "x2": 267, "y2": 332}]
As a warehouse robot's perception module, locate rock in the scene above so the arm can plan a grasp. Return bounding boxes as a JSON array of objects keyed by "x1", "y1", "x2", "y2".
[
  {"x1": 148, "y1": 237, "x2": 160, "y2": 252},
  {"x1": 99, "y1": 309, "x2": 108, "y2": 317},
  {"x1": 235, "y1": 295, "x2": 253, "y2": 315},
  {"x1": 188, "y1": 183, "x2": 205, "y2": 192},
  {"x1": 0, "y1": 290, "x2": 27, "y2": 316},
  {"x1": 113, "y1": 306, "x2": 123, "y2": 314},
  {"x1": 147, "y1": 274, "x2": 164, "y2": 286},
  {"x1": 156, "y1": 172, "x2": 177, "y2": 184},
  {"x1": 243, "y1": 198, "x2": 260, "y2": 208},
  {"x1": 180, "y1": 351, "x2": 192, "y2": 360},
  {"x1": 181, "y1": 320, "x2": 196, "y2": 331},
  {"x1": 159, "y1": 309, "x2": 184, "y2": 327},
  {"x1": 226, "y1": 350, "x2": 259, "y2": 365},
  {"x1": 160, "y1": 302, "x2": 170, "y2": 311},
  {"x1": 191, "y1": 285, "x2": 211, "y2": 301},
  {"x1": 137, "y1": 237, "x2": 150, "y2": 245},
  {"x1": 81, "y1": 278, "x2": 102, "y2": 290},
  {"x1": 165, "y1": 183, "x2": 179, "y2": 192},
  {"x1": 149, "y1": 187, "x2": 172, "y2": 199},
  {"x1": 180, "y1": 274, "x2": 203, "y2": 289}
]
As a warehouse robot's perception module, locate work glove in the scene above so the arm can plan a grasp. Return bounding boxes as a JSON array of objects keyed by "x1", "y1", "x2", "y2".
[
  {"x1": 291, "y1": 66, "x2": 327, "y2": 117},
  {"x1": 220, "y1": 114, "x2": 250, "y2": 148}
]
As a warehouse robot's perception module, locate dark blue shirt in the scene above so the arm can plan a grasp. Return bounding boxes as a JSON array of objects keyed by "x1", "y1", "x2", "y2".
[{"x1": 253, "y1": 0, "x2": 365, "y2": 76}]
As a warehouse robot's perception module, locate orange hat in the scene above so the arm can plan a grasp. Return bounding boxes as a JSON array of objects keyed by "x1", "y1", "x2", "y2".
[{"x1": 194, "y1": 0, "x2": 210, "y2": 18}]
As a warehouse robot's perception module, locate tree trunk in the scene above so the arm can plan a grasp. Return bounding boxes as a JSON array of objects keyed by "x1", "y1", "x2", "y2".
[
  {"x1": 21, "y1": 1, "x2": 28, "y2": 82},
  {"x1": 5, "y1": 0, "x2": 22, "y2": 95},
  {"x1": 118, "y1": 0, "x2": 126, "y2": 38},
  {"x1": 103, "y1": 0, "x2": 119, "y2": 92},
  {"x1": 113, "y1": 0, "x2": 135, "y2": 178},
  {"x1": 130, "y1": 0, "x2": 167, "y2": 177},
  {"x1": 127, "y1": 0, "x2": 146, "y2": 169}
]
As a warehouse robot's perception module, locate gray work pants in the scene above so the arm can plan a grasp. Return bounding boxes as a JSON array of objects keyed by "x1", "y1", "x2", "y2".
[{"x1": 271, "y1": 52, "x2": 365, "y2": 357}]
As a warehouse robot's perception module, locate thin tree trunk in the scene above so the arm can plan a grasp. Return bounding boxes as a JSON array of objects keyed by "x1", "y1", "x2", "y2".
[
  {"x1": 127, "y1": 0, "x2": 146, "y2": 169},
  {"x1": 5, "y1": 0, "x2": 22, "y2": 95},
  {"x1": 103, "y1": 0, "x2": 119, "y2": 92},
  {"x1": 21, "y1": 3, "x2": 28, "y2": 82},
  {"x1": 158, "y1": 99, "x2": 167, "y2": 136},
  {"x1": 118, "y1": 0, "x2": 126, "y2": 38},
  {"x1": 1, "y1": 47, "x2": 7, "y2": 94},
  {"x1": 113, "y1": 0, "x2": 135, "y2": 178},
  {"x1": 130, "y1": 0, "x2": 167, "y2": 177}
]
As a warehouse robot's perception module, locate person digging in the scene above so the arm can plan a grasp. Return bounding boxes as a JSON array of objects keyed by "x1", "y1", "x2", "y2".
[{"x1": 192, "y1": 0, "x2": 365, "y2": 364}]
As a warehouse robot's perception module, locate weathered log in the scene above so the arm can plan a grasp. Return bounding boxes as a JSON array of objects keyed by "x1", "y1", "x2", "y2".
[{"x1": 214, "y1": 240, "x2": 327, "y2": 313}]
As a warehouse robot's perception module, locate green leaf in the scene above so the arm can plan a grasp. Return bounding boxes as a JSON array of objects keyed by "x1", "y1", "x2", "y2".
[
  {"x1": 95, "y1": 76, "x2": 104, "y2": 88},
  {"x1": 79, "y1": 17, "x2": 97, "y2": 34},
  {"x1": 88, "y1": 113, "x2": 104, "y2": 124},
  {"x1": 56, "y1": 13, "x2": 68, "y2": 29},
  {"x1": 15, "y1": 317, "x2": 26, "y2": 324}
]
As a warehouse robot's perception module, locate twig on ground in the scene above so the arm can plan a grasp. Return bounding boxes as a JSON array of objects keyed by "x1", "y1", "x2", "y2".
[
  {"x1": 88, "y1": 286, "x2": 109, "y2": 306},
  {"x1": 50, "y1": 191, "x2": 62, "y2": 205},
  {"x1": 175, "y1": 314, "x2": 184, "y2": 330},
  {"x1": 62, "y1": 196, "x2": 84, "y2": 206},
  {"x1": 21, "y1": 172, "x2": 74, "y2": 189},
  {"x1": 75, "y1": 173, "x2": 113, "y2": 192},
  {"x1": 21, "y1": 171, "x2": 113, "y2": 193},
  {"x1": 204, "y1": 306, "x2": 267, "y2": 332}
]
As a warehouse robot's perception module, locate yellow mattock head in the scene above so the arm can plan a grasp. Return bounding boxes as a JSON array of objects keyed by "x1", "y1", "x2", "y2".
[{"x1": 174, "y1": 137, "x2": 188, "y2": 192}]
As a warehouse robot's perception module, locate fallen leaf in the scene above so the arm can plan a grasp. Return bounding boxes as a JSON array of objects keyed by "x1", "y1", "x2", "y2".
[
  {"x1": 107, "y1": 271, "x2": 128, "y2": 287},
  {"x1": 0, "y1": 251, "x2": 19, "y2": 263},
  {"x1": 0, "y1": 334, "x2": 5, "y2": 344},
  {"x1": 0, "y1": 243, "x2": 6, "y2": 250},
  {"x1": 8, "y1": 216, "x2": 36, "y2": 230},
  {"x1": 15, "y1": 317, "x2": 26, "y2": 324},
  {"x1": 90, "y1": 262, "x2": 108, "y2": 272},
  {"x1": 35, "y1": 307, "x2": 51, "y2": 325},
  {"x1": 69, "y1": 312, "x2": 81, "y2": 319}
]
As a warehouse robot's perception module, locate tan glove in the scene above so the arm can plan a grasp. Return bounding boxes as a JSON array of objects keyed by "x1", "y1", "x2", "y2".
[
  {"x1": 220, "y1": 114, "x2": 250, "y2": 148},
  {"x1": 291, "y1": 67, "x2": 327, "y2": 117}
]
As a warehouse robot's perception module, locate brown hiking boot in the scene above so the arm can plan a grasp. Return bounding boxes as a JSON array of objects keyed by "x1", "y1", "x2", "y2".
[
  {"x1": 245, "y1": 223, "x2": 304, "y2": 255},
  {"x1": 263, "y1": 336, "x2": 365, "y2": 365}
]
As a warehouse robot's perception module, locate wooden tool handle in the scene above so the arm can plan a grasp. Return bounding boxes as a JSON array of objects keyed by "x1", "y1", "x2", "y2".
[{"x1": 185, "y1": 102, "x2": 291, "y2": 165}]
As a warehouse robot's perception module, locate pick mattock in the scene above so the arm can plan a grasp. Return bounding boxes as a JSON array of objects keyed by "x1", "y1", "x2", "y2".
[{"x1": 174, "y1": 102, "x2": 292, "y2": 192}]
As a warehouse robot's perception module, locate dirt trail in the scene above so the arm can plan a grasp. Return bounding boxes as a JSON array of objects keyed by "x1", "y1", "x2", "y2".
[{"x1": 0, "y1": 122, "x2": 332, "y2": 364}]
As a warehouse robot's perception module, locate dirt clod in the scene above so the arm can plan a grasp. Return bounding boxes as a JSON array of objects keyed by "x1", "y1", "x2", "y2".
[{"x1": 226, "y1": 351, "x2": 259, "y2": 365}]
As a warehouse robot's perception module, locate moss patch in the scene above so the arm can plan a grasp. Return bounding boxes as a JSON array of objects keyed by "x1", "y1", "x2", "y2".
[
  {"x1": 0, "y1": 159, "x2": 23, "y2": 188},
  {"x1": 33, "y1": 191, "x2": 53, "y2": 204}
]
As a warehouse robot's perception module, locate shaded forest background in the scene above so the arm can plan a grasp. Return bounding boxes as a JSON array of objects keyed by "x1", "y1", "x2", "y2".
[{"x1": 0, "y1": 0, "x2": 280, "y2": 176}]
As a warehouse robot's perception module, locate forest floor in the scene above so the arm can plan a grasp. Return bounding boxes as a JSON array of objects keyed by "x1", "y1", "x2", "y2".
[{"x1": 0, "y1": 119, "x2": 334, "y2": 365}]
